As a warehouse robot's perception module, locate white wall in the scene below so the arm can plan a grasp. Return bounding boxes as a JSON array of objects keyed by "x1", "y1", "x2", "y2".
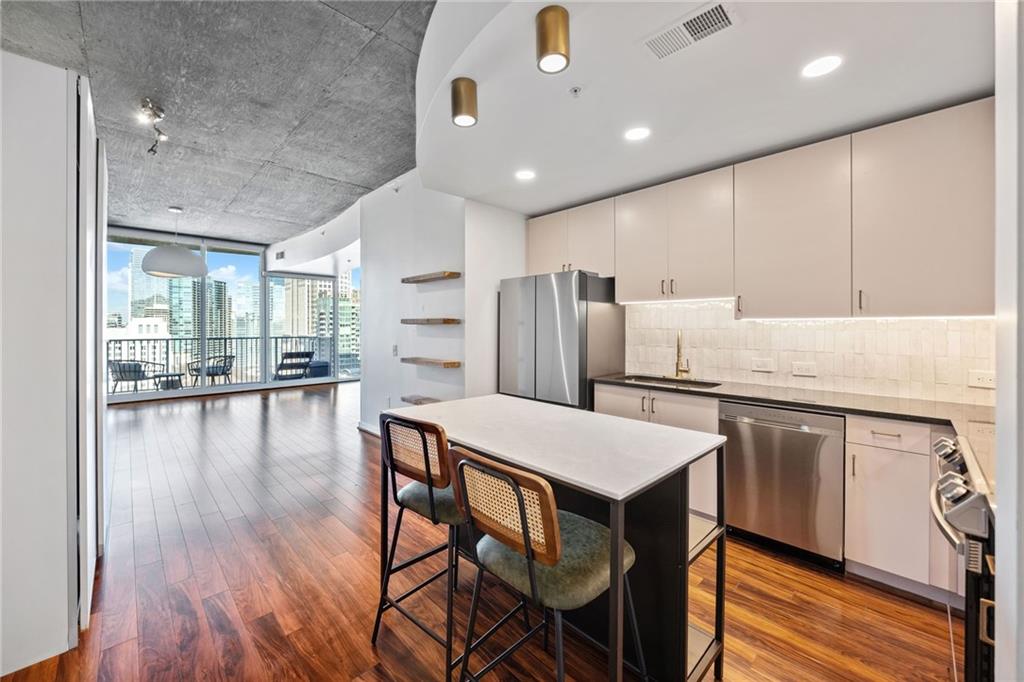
[
  {"x1": 463, "y1": 200, "x2": 526, "y2": 397},
  {"x1": 1, "y1": 51, "x2": 75, "y2": 674},
  {"x1": 994, "y1": 3, "x2": 1023, "y2": 679},
  {"x1": 359, "y1": 170, "x2": 467, "y2": 432}
]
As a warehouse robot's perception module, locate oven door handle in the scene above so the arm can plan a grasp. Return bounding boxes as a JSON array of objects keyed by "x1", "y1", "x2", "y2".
[{"x1": 930, "y1": 478, "x2": 966, "y2": 554}]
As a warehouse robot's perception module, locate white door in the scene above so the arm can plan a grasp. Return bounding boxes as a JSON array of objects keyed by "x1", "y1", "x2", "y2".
[
  {"x1": 734, "y1": 136, "x2": 852, "y2": 318},
  {"x1": 845, "y1": 443, "x2": 930, "y2": 583},
  {"x1": 648, "y1": 391, "x2": 720, "y2": 518},
  {"x1": 567, "y1": 198, "x2": 615, "y2": 276},
  {"x1": 614, "y1": 185, "x2": 668, "y2": 303},
  {"x1": 852, "y1": 97, "x2": 994, "y2": 316},
  {"x1": 666, "y1": 167, "x2": 734, "y2": 300},
  {"x1": 526, "y1": 211, "x2": 568, "y2": 275},
  {"x1": 593, "y1": 384, "x2": 649, "y2": 422}
]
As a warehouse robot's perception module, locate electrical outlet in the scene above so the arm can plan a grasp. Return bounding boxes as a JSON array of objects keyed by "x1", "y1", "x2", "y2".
[
  {"x1": 792, "y1": 361, "x2": 817, "y2": 377},
  {"x1": 751, "y1": 357, "x2": 776, "y2": 373},
  {"x1": 968, "y1": 370, "x2": 996, "y2": 390}
]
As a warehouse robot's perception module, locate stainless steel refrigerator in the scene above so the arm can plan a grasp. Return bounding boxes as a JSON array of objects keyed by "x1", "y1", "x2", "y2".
[{"x1": 499, "y1": 271, "x2": 624, "y2": 410}]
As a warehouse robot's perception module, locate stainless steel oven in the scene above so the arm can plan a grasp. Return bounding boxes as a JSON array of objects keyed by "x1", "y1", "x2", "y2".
[
  {"x1": 719, "y1": 402, "x2": 845, "y2": 564},
  {"x1": 932, "y1": 436, "x2": 995, "y2": 682}
]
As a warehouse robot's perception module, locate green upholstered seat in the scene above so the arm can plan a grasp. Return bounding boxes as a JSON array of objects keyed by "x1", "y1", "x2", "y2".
[
  {"x1": 475, "y1": 510, "x2": 636, "y2": 611},
  {"x1": 396, "y1": 482, "x2": 463, "y2": 525}
]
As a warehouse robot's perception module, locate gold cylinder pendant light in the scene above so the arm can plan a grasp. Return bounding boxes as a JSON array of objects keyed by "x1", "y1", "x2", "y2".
[
  {"x1": 536, "y1": 5, "x2": 569, "y2": 74},
  {"x1": 451, "y1": 77, "x2": 478, "y2": 127}
]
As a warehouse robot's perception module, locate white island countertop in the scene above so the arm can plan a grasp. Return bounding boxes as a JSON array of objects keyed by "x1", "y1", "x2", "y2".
[{"x1": 384, "y1": 394, "x2": 726, "y2": 501}]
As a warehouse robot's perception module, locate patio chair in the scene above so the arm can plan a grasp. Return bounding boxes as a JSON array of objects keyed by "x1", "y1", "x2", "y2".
[
  {"x1": 273, "y1": 350, "x2": 315, "y2": 380},
  {"x1": 187, "y1": 355, "x2": 236, "y2": 386},
  {"x1": 108, "y1": 360, "x2": 165, "y2": 394}
]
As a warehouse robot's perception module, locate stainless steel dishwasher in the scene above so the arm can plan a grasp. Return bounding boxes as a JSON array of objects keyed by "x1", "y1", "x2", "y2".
[{"x1": 719, "y1": 402, "x2": 845, "y2": 564}]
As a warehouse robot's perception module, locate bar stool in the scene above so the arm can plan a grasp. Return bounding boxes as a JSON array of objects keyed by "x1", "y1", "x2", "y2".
[
  {"x1": 372, "y1": 415, "x2": 465, "y2": 681},
  {"x1": 451, "y1": 447, "x2": 649, "y2": 682}
]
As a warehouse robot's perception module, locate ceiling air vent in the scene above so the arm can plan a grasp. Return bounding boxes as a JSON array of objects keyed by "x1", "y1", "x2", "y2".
[{"x1": 643, "y1": 3, "x2": 737, "y2": 60}]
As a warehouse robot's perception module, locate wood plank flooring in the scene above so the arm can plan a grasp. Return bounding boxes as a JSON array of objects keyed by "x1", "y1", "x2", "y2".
[{"x1": 3, "y1": 383, "x2": 962, "y2": 681}]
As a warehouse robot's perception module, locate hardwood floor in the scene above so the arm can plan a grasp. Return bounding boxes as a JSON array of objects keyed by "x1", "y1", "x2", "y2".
[{"x1": 3, "y1": 383, "x2": 962, "y2": 681}]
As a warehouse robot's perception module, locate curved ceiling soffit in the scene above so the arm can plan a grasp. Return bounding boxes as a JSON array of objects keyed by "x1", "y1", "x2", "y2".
[{"x1": 415, "y1": 2, "x2": 510, "y2": 178}]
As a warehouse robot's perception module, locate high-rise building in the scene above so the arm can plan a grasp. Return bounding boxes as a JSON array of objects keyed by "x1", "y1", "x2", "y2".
[
  {"x1": 105, "y1": 312, "x2": 125, "y2": 328},
  {"x1": 129, "y1": 247, "x2": 169, "y2": 320},
  {"x1": 168, "y1": 278, "x2": 197, "y2": 339}
]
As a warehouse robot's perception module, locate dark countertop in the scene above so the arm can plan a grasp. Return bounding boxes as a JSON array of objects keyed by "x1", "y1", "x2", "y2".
[{"x1": 592, "y1": 373, "x2": 996, "y2": 499}]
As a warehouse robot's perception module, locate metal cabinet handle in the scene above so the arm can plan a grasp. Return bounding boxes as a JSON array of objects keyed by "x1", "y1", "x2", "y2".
[
  {"x1": 852, "y1": 453, "x2": 856, "y2": 477},
  {"x1": 871, "y1": 430, "x2": 902, "y2": 439},
  {"x1": 650, "y1": 397, "x2": 656, "y2": 415},
  {"x1": 858, "y1": 289, "x2": 864, "y2": 311},
  {"x1": 736, "y1": 295, "x2": 743, "y2": 314},
  {"x1": 660, "y1": 279, "x2": 665, "y2": 295},
  {"x1": 980, "y1": 599, "x2": 996, "y2": 646},
  {"x1": 670, "y1": 278, "x2": 675, "y2": 295},
  {"x1": 641, "y1": 395, "x2": 646, "y2": 412}
]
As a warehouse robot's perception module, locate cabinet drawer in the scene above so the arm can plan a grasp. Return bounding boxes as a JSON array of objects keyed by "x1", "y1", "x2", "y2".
[{"x1": 846, "y1": 415, "x2": 931, "y2": 455}]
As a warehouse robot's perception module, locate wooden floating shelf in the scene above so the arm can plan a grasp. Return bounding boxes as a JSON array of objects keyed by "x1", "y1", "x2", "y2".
[
  {"x1": 400, "y1": 357, "x2": 462, "y2": 369},
  {"x1": 401, "y1": 271, "x2": 462, "y2": 284},
  {"x1": 401, "y1": 318, "x2": 462, "y2": 325},
  {"x1": 401, "y1": 395, "x2": 441, "y2": 406}
]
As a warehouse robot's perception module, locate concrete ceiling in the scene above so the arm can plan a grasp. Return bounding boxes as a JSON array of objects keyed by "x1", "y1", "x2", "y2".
[
  {"x1": 416, "y1": 2, "x2": 994, "y2": 216},
  {"x1": 1, "y1": 0, "x2": 435, "y2": 243}
]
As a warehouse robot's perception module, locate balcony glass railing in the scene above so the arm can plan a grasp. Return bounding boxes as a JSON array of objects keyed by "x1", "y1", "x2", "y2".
[{"x1": 105, "y1": 336, "x2": 359, "y2": 396}]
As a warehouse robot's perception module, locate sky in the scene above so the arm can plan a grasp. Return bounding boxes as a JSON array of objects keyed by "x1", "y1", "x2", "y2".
[{"x1": 106, "y1": 241, "x2": 359, "y2": 322}]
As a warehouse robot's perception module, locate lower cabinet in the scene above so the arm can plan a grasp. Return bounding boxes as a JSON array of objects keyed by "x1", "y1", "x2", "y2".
[
  {"x1": 844, "y1": 443, "x2": 931, "y2": 584},
  {"x1": 594, "y1": 384, "x2": 719, "y2": 517}
]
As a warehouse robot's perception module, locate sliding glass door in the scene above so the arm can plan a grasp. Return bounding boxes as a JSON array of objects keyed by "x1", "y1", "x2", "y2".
[
  {"x1": 267, "y1": 274, "x2": 336, "y2": 381},
  {"x1": 205, "y1": 245, "x2": 263, "y2": 387}
]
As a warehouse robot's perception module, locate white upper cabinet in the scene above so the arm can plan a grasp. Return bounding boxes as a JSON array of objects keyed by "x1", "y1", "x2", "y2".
[
  {"x1": 614, "y1": 184, "x2": 668, "y2": 302},
  {"x1": 734, "y1": 136, "x2": 852, "y2": 319},
  {"x1": 666, "y1": 166, "x2": 734, "y2": 300},
  {"x1": 526, "y1": 210, "x2": 568, "y2": 275},
  {"x1": 852, "y1": 97, "x2": 994, "y2": 316},
  {"x1": 528, "y1": 199, "x2": 615, "y2": 276},
  {"x1": 566, "y1": 198, "x2": 615, "y2": 276}
]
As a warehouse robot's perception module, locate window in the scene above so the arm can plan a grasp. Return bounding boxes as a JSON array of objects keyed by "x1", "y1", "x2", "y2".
[
  {"x1": 337, "y1": 268, "x2": 361, "y2": 379},
  {"x1": 105, "y1": 235, "x2": 200, "y2": 394},
  {"x1": 104, "y1": 228, "x2": 349, "y2": 399}
]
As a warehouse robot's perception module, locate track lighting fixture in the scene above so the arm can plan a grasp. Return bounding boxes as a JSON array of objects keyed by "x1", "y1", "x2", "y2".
[{"x1": 138, "y1": 97, "x2": 168, "y2": 154}]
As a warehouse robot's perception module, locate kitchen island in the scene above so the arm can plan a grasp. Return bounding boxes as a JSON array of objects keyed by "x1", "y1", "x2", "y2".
[{"x1": 382, "y1": 394, "x2": 727, "y2": 681}]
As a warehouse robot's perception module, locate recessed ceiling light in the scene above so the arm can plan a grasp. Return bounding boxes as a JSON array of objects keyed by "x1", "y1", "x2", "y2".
[
  {"x1": 167, "y1": 206, "x2": 184, "y2": 214},
  {"x1": 801, "y1": 55, "x2": 842, "y2": 78},
  {"x1": 515, "y1": 169, "x2": 536, "y2": 181},
  {"x1": 624, "y1": 127, "x2": 651, "y2": 141}
]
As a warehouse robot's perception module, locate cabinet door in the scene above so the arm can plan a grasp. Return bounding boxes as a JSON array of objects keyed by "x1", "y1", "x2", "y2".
[
  {"x1": 566, "y1": 198, "x2": 615, "y2": 276},
  {"x1": 614, "y1": 185, "x2": 668, "y2": 303},
  {"x1": 734, "y1": 137, "x2": 852, "y2": 318},
  {"x1": 648, "y1": 391, "x2": 719, "y2": 518},
  {"x1": 845, "y1": 443, "x2": 930, "y2": 583},
  {"x1": 527, "y1": 211, "x2": 568, "y2": 275},
  {"x1": 593, "y1": 384, "x2": 649, "y2": 422},
  {"x1": 852, "y1": 98, "x2": 994, "y2": 316},
  {"x1": 666, "y1": 167, "x2": 734, "y2": 300}
]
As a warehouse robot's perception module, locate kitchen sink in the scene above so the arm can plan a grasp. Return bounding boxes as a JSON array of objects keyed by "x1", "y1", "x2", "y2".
[{"x1": 621, "y1": 375, "x2": 721, "y2": 389}]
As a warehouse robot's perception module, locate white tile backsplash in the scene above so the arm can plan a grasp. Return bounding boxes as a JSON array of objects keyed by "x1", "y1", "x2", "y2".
[{"x1": 625, "y1": 299, "x2": 996, "y2": 406}]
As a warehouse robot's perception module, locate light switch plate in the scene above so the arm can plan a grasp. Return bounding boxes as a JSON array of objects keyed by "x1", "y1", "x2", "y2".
[
  {"x1": 968, "y1": 370, "x2": 996, "y2": 390},
  {"x1": 751, "y1": 357, "x2": 776, "y2": 373},
  {"x1": 792, "y1": 361, "x2": 817, "y2": 377}
]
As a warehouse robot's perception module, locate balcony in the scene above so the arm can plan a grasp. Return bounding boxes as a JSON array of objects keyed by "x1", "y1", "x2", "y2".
[{"x1": 105, "y1": 335, "x2": 360, "y2": 397}]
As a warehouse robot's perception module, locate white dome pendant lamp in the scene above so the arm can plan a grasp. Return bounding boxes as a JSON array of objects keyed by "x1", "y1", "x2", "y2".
[{"x1": 141, "y1": 207, "x2": 208, "y2": 278}]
